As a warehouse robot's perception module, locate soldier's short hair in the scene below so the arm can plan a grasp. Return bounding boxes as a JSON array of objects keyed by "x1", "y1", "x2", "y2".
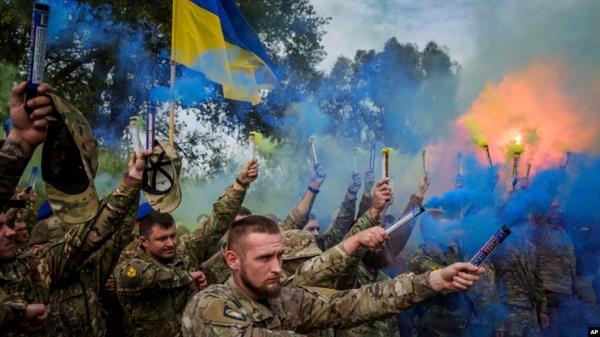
[
  {"x1": 228, "y1": 215, "x2": 280, "y2": 253},
  {"x1": 139, "y1": 211, "x2": 175, "y2": 238}
]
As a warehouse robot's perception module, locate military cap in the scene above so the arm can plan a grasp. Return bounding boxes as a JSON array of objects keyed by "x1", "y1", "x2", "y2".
[
  {"x1": 29, "y1": 214, "x2": 71, "y2": 245},
  {"x1": 282, "y1": 229, "x2": 322, "y2": 261},
  {"x1": 142, "y1": 140, "x2": 182, "y2": 213},
  {"x1": 42, "y1": 94, "x2": 99, "y2": 224}
]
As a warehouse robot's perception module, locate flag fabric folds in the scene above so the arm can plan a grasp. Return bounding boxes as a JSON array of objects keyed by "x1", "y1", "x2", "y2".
[{"x1": 172, "y1": 0, "x2": 277, "y2": 105}]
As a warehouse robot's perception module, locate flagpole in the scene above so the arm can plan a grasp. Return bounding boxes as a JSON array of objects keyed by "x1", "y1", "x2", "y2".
[
  {"x1": 169, "y1": 0, "x2": 178, "y2": 145},
  {"x1": 168, "y1": 60, "x2": 176, "y2": 144}
]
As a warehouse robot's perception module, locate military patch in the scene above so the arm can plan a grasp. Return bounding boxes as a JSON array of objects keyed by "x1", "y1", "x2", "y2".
[
  {"x1": 126, "y1": 266, "x2": 137, "y2": 279},
  {"x1": 223, "y1": 305, "x2": 246, "y2": 321}
]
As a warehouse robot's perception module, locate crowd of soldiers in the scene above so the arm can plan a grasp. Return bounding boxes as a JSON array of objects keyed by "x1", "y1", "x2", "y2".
[{"x1": 0, "y1": 82, "x2": 598, "y2": 337}]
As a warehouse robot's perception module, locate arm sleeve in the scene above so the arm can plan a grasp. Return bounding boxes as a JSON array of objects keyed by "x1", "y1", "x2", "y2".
[
  {"x1": 356, "y1": 192, "x2": 372, "y2": 220},
  {"x1": 115, "y1": 258, "x2": 194, "y2": 295},
  {"x1": 183, "y1": 184, "x2": 246, "y2": 268},
  {"x1": 317, "y1": 193, "x2": 357, "y2": 251},
  {"x1": 0, "y1": 150, "x2": 30, "y2": 208},
  {"x1": 0, "y1": 301, "x2": 26, "y2": 327},
  {"x1": 282, "y1": 244, "x2": 358, "y2": 288},
  {"x1": 37, "y1": 174, "x2": 140, "y2": 289}
]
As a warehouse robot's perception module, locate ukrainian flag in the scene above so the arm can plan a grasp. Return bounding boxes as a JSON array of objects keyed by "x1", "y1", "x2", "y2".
[{"x1": 172, "y1": 0, "x2": 278, "y2": 105}]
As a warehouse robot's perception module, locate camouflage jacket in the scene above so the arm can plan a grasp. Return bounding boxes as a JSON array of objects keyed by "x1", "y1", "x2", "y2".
[
  {"x1": 0, "y1": 145, "x2": 31, "y2": 208},
  {"x1": 532, "y1": 223, "x2": 576, "y2": 295},
  {"x1": 0, "y1": 176, "x2": 140, "y2": 337},
  {"x1": 115, "y1": 184, "x2": 244, "y2": 337},
  {"x1": 316, "y1": 192, "x2": 357, "y2": 252},
  {"x1": 181, "y1": 273, "x2": 436, "y2": 337},
  {"x1": 46, "y1": 176, "x2": 140, "y2": 337},
  {"x1": 492, "y1": 229, "x2": 548, "y2": 313},
  {"x1": 279, "y1": 203, "x2": 312, "y2": 232},
  {"x1": 409, "y1": 243, "x2": 471, "y2": 335},
  {"x1": 334, "y1": 264, "x2": 400, "y2": 337},
  {"x1": 356, "y1": 192, "x2": 372, "y2": 221}
]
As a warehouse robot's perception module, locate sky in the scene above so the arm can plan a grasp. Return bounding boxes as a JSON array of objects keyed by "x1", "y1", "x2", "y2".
[{"x1": 310, "y1": 0, "x2": 477, "y2": 71}]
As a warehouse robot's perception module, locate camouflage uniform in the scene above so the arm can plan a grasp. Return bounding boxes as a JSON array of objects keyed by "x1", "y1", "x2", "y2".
[
  {"x1": 0, "y1": 142, "x2": 30, "y2": 208},
  {"x1": 181, "y1": 272, "x2": 436, "y2": 337},
  {"x1": 316, "y1": 192, "x2": 357, "y2": 251},
  {"x1": 0, "y1": 175, "x2": 140, "y2": 337},
  {"x1": 408, "y1": 243, "x2": 469, "y2": 337},
  {"x1": 334, "y1": 197, "x2": 422, "y2": 337},
  {"x1": 44, "y1": 176, "x2": 140, "y2": 337},
  {"x1": 532, "y1": 222, "x2": 576, "y2": 337},
  {"x1": 115, "y1": 183, "x2": 246, "y2": 337},
  {"x1": 492, "y1": 225, "x2": 547, "y2": 337}
]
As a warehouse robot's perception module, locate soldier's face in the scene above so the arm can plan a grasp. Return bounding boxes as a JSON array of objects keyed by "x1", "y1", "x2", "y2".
[
  {"x1": 234, "y1": 232, "x2": 284, "y2": 299},
  {"x1": 14, "y1": 221, "x2": 29, "y2": 244},
  {"x1": 0, "y1": 212, "x2": 17, "y2": 262},
  {"x1": 141, "y1": 224, "x2": 177, "y2": 262},
  {"x1": 303, "y1": 220, "x2": 320, "y2": 240}
]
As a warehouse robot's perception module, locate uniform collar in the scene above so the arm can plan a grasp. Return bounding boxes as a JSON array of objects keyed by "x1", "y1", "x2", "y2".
[{"x1": 225, "y1": 276, "x2": 287, "y2": 324}]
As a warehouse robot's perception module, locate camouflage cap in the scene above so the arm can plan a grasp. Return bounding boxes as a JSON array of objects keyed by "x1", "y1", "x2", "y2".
[
  {"x1": 281, "y1": 229, "x2": 322, "y2": 261},
  {"x1": 29, "y1": 215, "x2": 73, "y2": 245},
  {"x1": 42, "y1": 94, "x2": 99, "y2": 224},
  {"x1": 142, "y1": 140, "x2": 182, "y2": 213}
]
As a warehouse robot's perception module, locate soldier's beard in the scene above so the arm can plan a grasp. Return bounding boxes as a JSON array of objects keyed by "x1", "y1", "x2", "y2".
[{"x1": 240, "y1": 268, "x2": 282, "y2": 299}]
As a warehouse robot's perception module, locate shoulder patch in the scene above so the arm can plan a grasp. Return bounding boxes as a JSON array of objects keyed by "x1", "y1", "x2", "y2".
[
  {"x1": 301, "y1": 286, "x2": 339, "y2": 301},
  {"x1": 224, "y1": 305, "x2": 247, "y2": 321},
  {"x1": 126, "y1": 266, "x2": 137, "y2": 279}
]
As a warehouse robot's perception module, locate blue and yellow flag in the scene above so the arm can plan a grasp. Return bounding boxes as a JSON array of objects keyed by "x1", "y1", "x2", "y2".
[{"x1": 172, "y1": 0, "x2": 277, "y2": 105}]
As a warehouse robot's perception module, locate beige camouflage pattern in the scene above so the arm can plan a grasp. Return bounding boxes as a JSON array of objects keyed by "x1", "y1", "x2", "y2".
[
  {"x1": 45, "y1": 94, "x2": 100, "y2": 224},
  {"x1": 181, "y1": 272, "x2": 435, "y2": 337},
  {"x1": 45, "y1": 175, "x2": 140, "y2": 337},
  {"x1": 532, "y1": 223, "x2": 576, "y2": 295},
  {"x1": 282, "y1": 229, "x2": 322, "y2": 261},
  {"x1": 0, "y1": 141, "x2": 31, "y2": 208},
  {"x1": 144, "y1": 140, "x2": 182, "y2": 213},
  {"x1": 29, "y1": 215, "x2": 74, "y2": 245},
  {"x1": 0, "y1": 174, "x2": 140, "y2": 337},
  {"x1": 116, "y1": 182, "x2": 246, "y2": 337},
  {"x1": 493, "y1": 227, "x2": 547, "y2": 337}
]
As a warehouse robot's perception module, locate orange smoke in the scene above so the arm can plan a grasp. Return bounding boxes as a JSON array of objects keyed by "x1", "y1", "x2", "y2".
[{"x1": 458, "y1": 58, "x2": 600, "y2": 171}]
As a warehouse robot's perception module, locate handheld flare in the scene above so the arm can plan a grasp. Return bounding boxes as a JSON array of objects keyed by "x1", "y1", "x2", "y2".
[
  {"x1": 457, "y1": 152, "x2": 464, "y2": 177},
  {"x1": 381, "y1": 147, "x2": 391, "y2": 178},
  {"x1": 128, "y1": 117, "x2": 143, "y2": 152},
  {"x1": 309, "y1": 136, "x2": 319, "y2": 165},
  {"x1": 249, "y1": 131, "x2": 258, "y2": 159},
  {"x1": 386, "y1": 207, "x2": 426, "y2": 235},
  {"x1": 421, "y1": 149, "x2": 428, "y2": 177},
  {"x1": 511, "y1": 152, "x2": 521, "y2": 190},
  {"x1": 525, "y1": 162, "x2": 532, "y2": 180},
  {"x1": 353, "y1": 147, "x2": 359, "y2": 173},
  {"x1": 26, "y1": 3, "x2": 50, "y2": 111},
  {"x1": 146, "y1": 109, "x2": 155, "y2": 151},
  {"x1": 25, "y1": 167, "x2": 38, "y2": 193},
  {"x1": 369, "y1": 144, "x2": 376, "y2": 172},
  {"x1": 482, "y1": 144, "x2": 493, "y2": 168},
  {"x1": 470, "y1": 225, "x2": 511, "y2": 266},
  {"x1": 561, "y1": 151, "x2": 571, "y2": 170}
]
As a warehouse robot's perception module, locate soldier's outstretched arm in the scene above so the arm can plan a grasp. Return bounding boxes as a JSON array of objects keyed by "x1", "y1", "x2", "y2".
[
  {"x1": 183, "y1": 158, "x2": 258, "y2": 265},
  {"x1": 284, "y1": 226, "x2": 388, "y2": 288},
  {"x1": 115, "y1": 258, "x2": 195, "y2": 295},
  {"x1": 37, "y1": 151, "x2": 148, "y2": 288},
  {"x1": 356, "y1": 170, "x2": 375, "y2": 219},
  {"x1": 340, "y1": 178, "x2": 391, "y2": 241},
  {"x1": 0, "y1": 83, "x2": 53, "y2": 207},
  {"x1": 316, "y1": 173, "x2": 360, "y2": 251},
  {"x1": 292, "y1": 262, "x2": 483, "y2": 332},
  {"x1": 280, "y1": 162, "x2": 326, "y2": 231}
]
